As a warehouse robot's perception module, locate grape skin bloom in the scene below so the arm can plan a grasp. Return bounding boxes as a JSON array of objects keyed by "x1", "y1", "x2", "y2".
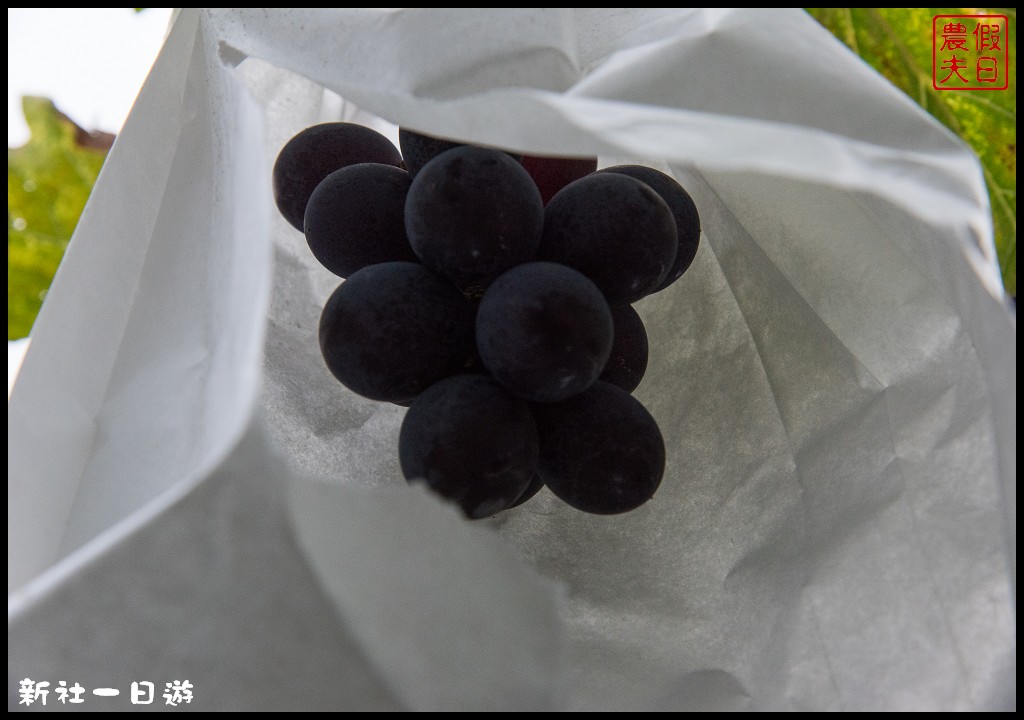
[
  {"x1": 399, "y1": 374, "x2": 539, "y2": 519},
  {"x1": 405, "y1": 146, "x2": 544, "y2": 288},
  {"x1": 318, "y1": 262, "x2": 475, "y2": 405},
  {"x1": 533, "y1": 381, "x2": 666, "y2": 515},
  {"x1": 476, "y1": 262, "x2": 613, "y2": 403}
]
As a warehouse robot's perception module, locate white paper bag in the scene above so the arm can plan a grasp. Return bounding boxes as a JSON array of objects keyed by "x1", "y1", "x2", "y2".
[{"x1": 8, "y1": 8, "x2": 1015, "y2": 711}]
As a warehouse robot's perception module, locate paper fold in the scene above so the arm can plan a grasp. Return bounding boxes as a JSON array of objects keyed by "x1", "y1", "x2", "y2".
[{"x1": 8, "y1": 7, "x2": 1015, "y2": 711}]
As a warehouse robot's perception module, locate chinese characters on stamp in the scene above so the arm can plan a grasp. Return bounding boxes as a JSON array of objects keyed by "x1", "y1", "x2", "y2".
[{"x1": 933, "y1": 15, "x2": 1010, "y2": 90}]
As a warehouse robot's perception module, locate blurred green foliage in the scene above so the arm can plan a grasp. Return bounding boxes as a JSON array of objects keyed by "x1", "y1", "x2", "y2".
[
  {"x1": 807, "y1": 8, "x2": 1016, "y2": 296},
  {"x1": 5, "y1": 10, "x2": 1016, "y2": 339},
  {"x1": 8, "y1": 97, "x2": 110, "y2": 339}
]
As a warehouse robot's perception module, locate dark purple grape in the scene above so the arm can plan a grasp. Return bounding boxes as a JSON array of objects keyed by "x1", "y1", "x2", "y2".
[
  {"x1": 405, "y1": 146, "x2": 543, "y2": 288},
  {"x1": 273, "y1": 123, "x2": 403, "y2": 231},
  {"x1": 539, "y1": 173, "x2": 678, "y2": 306},
  {"x1": 599, "y1": 304, "x2": 649, "y2": 393},
  {"x1": 476, "y1": 262, "x2": 613, "y2": 403},
  {"x1": 399, "y1": 374, "x2": 539, "y2": 519},
  {"x1": 319, "y1": 262, "x2": 475, "y2": 404},
  {"x1": 303, "y1": 163, "x2": 418, "y2": 278},
  {"x1": 599, "y1": 165, "x2": 700, "y2": 292},
  {"x1": 520, "y1": 155, "x2": 598, "y2": 205},
  {"x1": 399, "y1": 128, "x2": 524, "y2": 179},
  {"x1": 533, "y1": 381, "x2": 665, "y2": 515}
]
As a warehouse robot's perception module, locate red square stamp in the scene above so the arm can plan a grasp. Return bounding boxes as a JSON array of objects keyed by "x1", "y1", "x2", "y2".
[{"x1": 933, "y1": 14, "x2": 1010, "y2": 90}]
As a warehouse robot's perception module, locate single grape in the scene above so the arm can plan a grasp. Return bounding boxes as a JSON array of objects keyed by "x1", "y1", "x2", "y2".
[
  {"x1": 539, "y1": 172, "x2": 678, "y2": 306},
  {"x1": 533, "y1": 381, "x2": 665, "y2": 515},
  {"x1": 476, "y1": 262, "x2": 613, "y2": 403},
  {"x1": 599, "y1": 304, "x2": 649, "y2": 393},
  {"x1": 304, "y1": 163, "x2": 418, "y2": 278},
  {"x1": 405, "y1": 146, "x2": 544, "y2": 288},
  {"x1": 273, "y1": 123, "x2": 403, "y2": 231},
  {"x1": 520, "y1": 154, "x2": 598, "y2": 205},
  {"x1": 399, "y1": 374, "x2": 539, "y2": 519},
  {"x1": 319, "y1": 262, "x2": 475, "y2": 404},
  {"x1": 599, "y1": 165, "x2": 701, "y2": 292}
]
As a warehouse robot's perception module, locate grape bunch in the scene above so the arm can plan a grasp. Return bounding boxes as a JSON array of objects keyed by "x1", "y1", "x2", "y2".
[{"x1": 273, "y1": 122, "x2": 701, "y2": 518}]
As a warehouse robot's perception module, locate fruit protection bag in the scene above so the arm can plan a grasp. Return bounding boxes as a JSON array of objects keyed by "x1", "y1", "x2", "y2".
[{"x1": 8, "y1": 8, "x2": 1015, "y2": 711}]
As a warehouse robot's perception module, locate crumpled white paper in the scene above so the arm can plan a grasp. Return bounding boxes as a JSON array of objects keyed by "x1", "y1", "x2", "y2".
[{"x1": 8, "y1": 8, "x2": 1016, "y2": 712}]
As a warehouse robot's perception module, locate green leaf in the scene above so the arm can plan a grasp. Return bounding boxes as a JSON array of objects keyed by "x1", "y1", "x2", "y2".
[
  {"x1": 806, "y1": 8, "x2": 1017, "y2": 297},
  {"x1": 8, "y1": 96, "x2": 112, "y2": 339}
]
